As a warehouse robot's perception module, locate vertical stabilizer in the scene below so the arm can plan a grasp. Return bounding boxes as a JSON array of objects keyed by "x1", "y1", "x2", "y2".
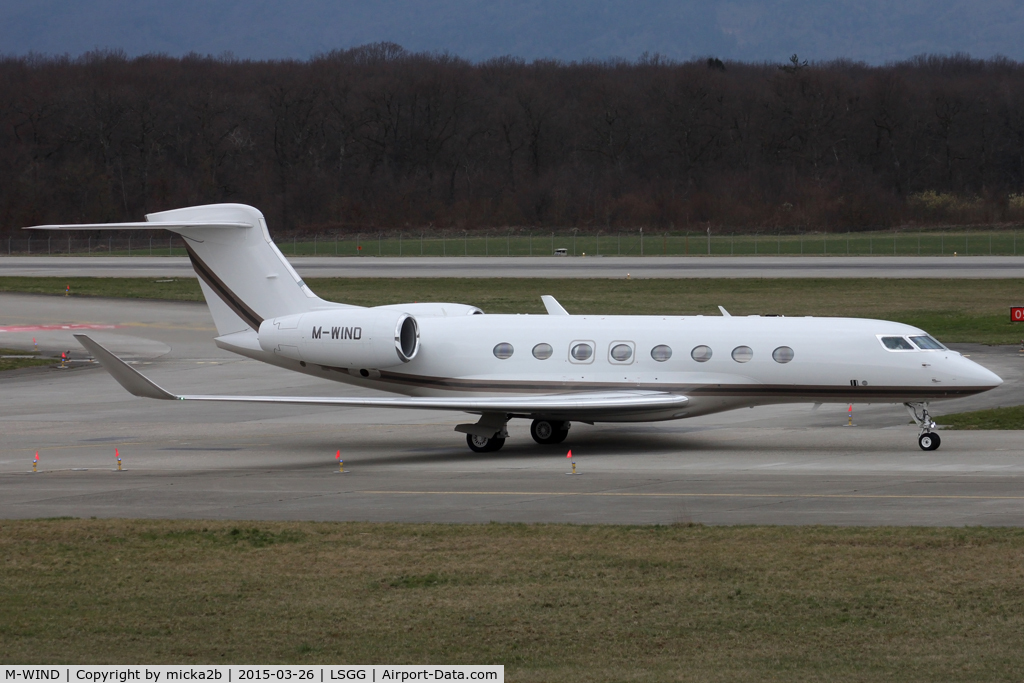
[{"x1": 144, "y1": 204, "x2": 352, "y2": 335}]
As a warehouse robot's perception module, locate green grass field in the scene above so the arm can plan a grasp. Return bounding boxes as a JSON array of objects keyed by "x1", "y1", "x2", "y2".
[
  {"x1": 4, "y1": 276, "x2": 1024, "y2": 344},
  {"x1": 939, "y1": 405, "x2": 1024, "y2": 429},
  {"x1": 2, "y1": 519, "x2": 1023, "y2": 680},
  {"x1": 0, "y1": 347, "x2": 53, "y2": 372}
]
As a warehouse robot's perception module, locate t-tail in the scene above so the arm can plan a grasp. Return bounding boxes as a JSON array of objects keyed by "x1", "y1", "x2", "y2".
[{"x1": 26, "y1": 203, "x2": 353, "y2": 336}]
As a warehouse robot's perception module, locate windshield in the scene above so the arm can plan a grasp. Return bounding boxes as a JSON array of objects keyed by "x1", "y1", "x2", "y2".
[
  {"x1": 910, "y1": 335, "x2": 945, "y2": 350},
  {"x1": 881, "y1": 336, "x2": 915, "y2": 350}
]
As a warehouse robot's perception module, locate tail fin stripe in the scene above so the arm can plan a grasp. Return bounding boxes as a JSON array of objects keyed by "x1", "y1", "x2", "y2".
[{"x1": 183, "y1": 241, "x2": 264, "y2": 330}]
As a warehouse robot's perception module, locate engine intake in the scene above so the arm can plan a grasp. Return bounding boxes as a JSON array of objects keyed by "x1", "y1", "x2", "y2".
[{"x1": 258, "y1": 308, "x2": 420, "y2": 368}]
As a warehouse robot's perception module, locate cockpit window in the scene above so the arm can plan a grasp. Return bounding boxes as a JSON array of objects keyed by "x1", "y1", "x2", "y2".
[
  {"x1": 910, "y1": 335, "x2": 945, "y2": 350},
  {"x1": 880, "y1": 336, "x2": 915, "y2": 351}
]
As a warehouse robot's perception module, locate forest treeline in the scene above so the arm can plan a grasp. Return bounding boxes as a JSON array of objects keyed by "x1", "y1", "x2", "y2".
[{"x1": 3, "y1": 45, "x2": 1024, "y2": 238}]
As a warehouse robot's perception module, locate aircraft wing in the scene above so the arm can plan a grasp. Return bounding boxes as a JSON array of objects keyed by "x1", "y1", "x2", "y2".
[{"x1": 74, "y1": 334, "x2": 687, "y2": 415}]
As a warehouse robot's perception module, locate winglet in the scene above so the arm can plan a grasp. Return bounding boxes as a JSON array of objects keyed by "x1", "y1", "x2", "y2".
[
  {"x1": 541, "y1": 295, "x2": 570, "y2": 316},
  {"x1": 73, "y1": 334, "x2": 179, "y2": 400}
]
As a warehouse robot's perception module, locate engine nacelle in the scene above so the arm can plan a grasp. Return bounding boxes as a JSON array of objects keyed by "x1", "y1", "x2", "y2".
[
  {"x1": 258, "y1": 308, "x2": 419, "y2": 368},
  {"x1": 374, "y1": 302, "x2": 483, "y2": 317}
]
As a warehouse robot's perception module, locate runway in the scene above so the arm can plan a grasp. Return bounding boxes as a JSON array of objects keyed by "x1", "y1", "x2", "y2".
[
  {"x1": 3, "y1": 255, "x2": 1024, "y2": 278},
  {"x1": 2, "y1": 293, "x2": 1024, "y2": 526}
]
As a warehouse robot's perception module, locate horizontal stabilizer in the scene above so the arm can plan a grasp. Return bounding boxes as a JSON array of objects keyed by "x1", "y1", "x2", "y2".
[
  {"x1": 25, "y1": 221, "x2": 250, "y2": 231},
  {"x1": 75, "y1": 335, "x2": 687, "y2": 416}
]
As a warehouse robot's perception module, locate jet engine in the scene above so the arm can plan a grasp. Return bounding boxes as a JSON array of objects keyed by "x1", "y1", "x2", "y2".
[{"x1": 258, "y1": 308, "x2": 419, "y2": 368}]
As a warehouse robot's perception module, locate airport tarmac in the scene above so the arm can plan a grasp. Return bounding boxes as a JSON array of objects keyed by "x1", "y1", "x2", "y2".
[
  {"x1": 2, "y1": 292, "x2": 1024, "y2": 526},
  {"x1": 3, "y1": 254, "x2": 1024, "y2": 278}
]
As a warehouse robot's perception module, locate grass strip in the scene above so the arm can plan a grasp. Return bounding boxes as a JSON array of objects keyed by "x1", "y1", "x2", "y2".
[
  {"x1": 1, "y1": 519, "x2": 1023, "y2": 680},
  {"x1": 0, "y1": 347, "x2": 53, "y2": 372},
  {"x1": 3, "y1": 276, "x2": 1024, "y2": 344},
  {"x1": 0, "y1": 277, "x2": 206, "y2": 301},
  {"x1": 938, "y1": 405, "x2": 1024, "y2": 429}
]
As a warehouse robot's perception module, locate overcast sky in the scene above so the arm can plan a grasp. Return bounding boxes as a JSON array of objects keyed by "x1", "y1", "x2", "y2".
[{"x1": 3, "y1": 0, "x2": 1024, "y2": 64}]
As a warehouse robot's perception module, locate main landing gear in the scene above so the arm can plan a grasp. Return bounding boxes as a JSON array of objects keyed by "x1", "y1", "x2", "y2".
[
  {"x1": 906, "y1": 403, "x2": 941, "y2": 451},
  {"x1": 459, "y1": 417, "x2": 571, "y2": 452},
  {"x1": 530, "y1": 419, "x2": 570, "y2": 445},
  {"x1": 466, "y1": 433, "x2": 506, "y2": 453}
]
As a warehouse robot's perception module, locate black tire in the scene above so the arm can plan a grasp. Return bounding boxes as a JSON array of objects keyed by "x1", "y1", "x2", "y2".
[
  {"x1": 531, "y1": 420, "x2": 555, "y2": 444},
  {"x1": 467, "y1": 433, "x2": 506, "y2": 453},
  {"x1": 550, "y1": 425, "x2": 570, "y2": 444},
  {"x1": 918, "y1": 432, "x2": 941, "y2": 451},
  {"x1": 531, "y1": 420, "x2": 570, "y2": 445}
]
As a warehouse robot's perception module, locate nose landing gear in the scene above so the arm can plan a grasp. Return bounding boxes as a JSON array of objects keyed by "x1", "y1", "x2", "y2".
[{"x1": 906, "y1": 403, "x2": 941, "y2": 451}]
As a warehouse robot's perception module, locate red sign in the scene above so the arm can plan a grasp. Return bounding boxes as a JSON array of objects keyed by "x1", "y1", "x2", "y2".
[{"x1": 1012, "y1": 307, "x2": 1024, "y2": 322}]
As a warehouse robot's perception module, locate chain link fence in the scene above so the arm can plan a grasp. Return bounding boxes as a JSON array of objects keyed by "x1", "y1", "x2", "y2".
[{"x1": 5, "y1": 229, "x2": 1024, "y2": 257}]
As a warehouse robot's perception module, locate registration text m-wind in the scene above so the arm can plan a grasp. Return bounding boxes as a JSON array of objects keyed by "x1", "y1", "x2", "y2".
[{"x1": 7, "y1": 671, "x2": 61, "y2": 680}]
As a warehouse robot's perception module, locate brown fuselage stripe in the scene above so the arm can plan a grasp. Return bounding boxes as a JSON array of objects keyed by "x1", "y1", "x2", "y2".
[
  {"x1": 183, "y1": 240, "x2": 264, "y2": 330},
  {"x1": 316, "y1": 366, "x2": 989, "y2": 401}
]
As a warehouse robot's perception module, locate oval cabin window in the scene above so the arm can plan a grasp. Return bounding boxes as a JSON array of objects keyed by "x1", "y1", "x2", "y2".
[
  {"x1": 772, "y1": 346, "x2": 794, "y2": 363},
  {"x1": 532, "y1": 343, "x2": 553, "y2": 360},
  {"x1": 493, "y1": 342, "x2": 514, "y2": 359},
  {"x1": 571, "y1": 343, "x2": 593, "y2": 361},
  {"x1": 651, "y1": 345, "x2": 672, "y2": 362},
  {"x1": 731, "y1": 346, "x2": 753, "y2": 363},
  {"x1": 691, "y1": 345, "x2": 713, "y2": 362},
  {"x1": 610, "y1": 344, "x2": 633, "y2": 362}
]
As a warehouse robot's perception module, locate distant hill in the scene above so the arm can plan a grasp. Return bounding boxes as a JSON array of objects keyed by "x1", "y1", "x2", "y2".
[{"x1": 3, "y1": 0, "x2": 1024, "y2": 63}]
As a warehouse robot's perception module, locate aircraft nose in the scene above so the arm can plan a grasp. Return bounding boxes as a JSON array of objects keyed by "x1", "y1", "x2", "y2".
[{"x1": 963, "y1": 357, "x2": 1002, "y2": 388}]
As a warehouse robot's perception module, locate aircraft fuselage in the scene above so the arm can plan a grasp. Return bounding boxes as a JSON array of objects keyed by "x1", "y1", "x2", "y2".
[{"x1": 237, "y1": 312, "x2": 1001, "y2": 423}]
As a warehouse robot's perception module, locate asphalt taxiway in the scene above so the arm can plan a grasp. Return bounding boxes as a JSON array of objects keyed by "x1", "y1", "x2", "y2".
[
  {"x1": 2, "y1": 292, "x2": 1023, "y2": 525},
  {"x1": 3, "y1": 255, "x2": 1024, "y2": 278}
]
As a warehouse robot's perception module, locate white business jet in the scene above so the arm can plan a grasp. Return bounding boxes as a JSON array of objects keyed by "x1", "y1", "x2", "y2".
[{"x1": 29, "y1": 203, "x2": 1002, "y2": 452}]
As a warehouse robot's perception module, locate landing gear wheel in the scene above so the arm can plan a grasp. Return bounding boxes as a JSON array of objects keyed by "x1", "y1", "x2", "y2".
[
  {"x1": 530, "y1": 420, "x2": 554, "y2": 444},
  {"x1": 531, "y1": 420, "x2": 570, "y2": 445},
  {"x1": 918, "y1": 432, "x2": 941, "y2": 451},
  {"x1": 467, "y1": 433, "x2": 506, "y2": 453}
]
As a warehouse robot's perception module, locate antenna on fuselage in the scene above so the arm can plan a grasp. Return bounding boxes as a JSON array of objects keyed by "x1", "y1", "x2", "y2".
[{"x1": 718, "y1": 306, "x2": 732, "y2": 317}]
